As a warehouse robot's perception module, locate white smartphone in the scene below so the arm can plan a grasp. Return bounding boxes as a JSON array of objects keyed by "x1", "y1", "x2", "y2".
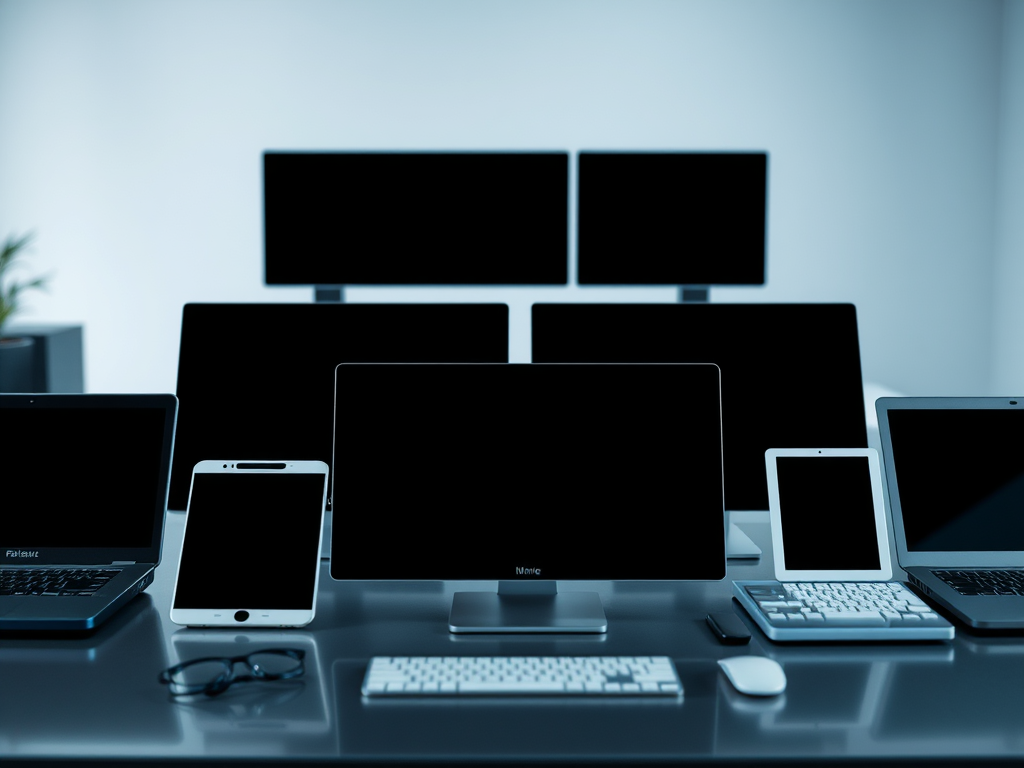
[{"x1": 170, "y1": 460, "x2": 328, "y2": 628}]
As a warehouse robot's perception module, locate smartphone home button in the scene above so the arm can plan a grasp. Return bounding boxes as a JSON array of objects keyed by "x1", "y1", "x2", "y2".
[{"x1": 234, "y1": 610, "x2": 250, "y2": 622}]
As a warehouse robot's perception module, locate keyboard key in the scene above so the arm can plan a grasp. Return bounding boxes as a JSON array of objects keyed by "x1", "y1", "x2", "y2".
[{"x1": 820, "y1": 611, "x2": 886, "y2": 625}]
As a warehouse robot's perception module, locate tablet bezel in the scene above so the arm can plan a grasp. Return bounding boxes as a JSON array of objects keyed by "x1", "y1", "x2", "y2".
[{"x1": 765, "y1": 447, "x2": 892, "y2": 582}]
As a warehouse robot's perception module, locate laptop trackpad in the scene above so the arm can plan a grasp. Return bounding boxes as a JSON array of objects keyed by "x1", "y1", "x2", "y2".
[{"x1": 0, "y1": 597, "x2": 27, "y2": 618}]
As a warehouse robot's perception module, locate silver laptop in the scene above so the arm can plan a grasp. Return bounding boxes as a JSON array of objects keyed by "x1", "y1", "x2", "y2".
[
  {"x1": 876, "y1": 396, "x2": 1024, "y2": 630},
  {"x1": 0, "y1": 393, "x2": 177, "y2": 631}
]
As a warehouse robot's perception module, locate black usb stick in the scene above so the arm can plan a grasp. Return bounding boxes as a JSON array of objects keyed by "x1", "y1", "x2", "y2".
[{"x1": 706, "y1": 611, "x2": 752, "y2": 644}]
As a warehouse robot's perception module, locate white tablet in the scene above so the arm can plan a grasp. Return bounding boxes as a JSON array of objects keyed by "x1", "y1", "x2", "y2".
[
  {"x1": 765, "y1": 448, "x2": 892, "y2": 582},
  {"x1": 170, "y1": 460, "x2": 328, "y2": 628}
]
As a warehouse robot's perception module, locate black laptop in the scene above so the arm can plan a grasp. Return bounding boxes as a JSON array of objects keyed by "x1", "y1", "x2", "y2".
[
  {"x1": 876, "y1": 396, "x2": 1024, "y2": 631},
  {"x1": 0, "y1": 393, "x2": 177, "y2": 631}
]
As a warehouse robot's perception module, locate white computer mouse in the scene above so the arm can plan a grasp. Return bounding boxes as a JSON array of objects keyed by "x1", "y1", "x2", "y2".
[{"x1": 717, "y1": 655, "x2": 786, "y2": 697}]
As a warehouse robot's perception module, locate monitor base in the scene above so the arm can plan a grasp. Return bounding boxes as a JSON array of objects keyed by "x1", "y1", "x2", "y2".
[
  {"x1": 726, "y1": 521, "x2": 762, "y2": 560},
  {"x1": 448, "y1": 588, "x2": 608, "y2": 634}
]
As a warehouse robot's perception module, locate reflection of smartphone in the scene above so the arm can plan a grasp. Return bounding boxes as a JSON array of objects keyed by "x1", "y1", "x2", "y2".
[{"x1": 170, "y1": 461, "x2": 328, "y2": 628}]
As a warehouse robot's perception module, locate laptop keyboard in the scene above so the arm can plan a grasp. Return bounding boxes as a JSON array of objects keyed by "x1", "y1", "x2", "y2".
[
  {"x1": 0, "y1": 568, "x2": 121, "y2": 597},
  {"x1": 933, "y1": 570, "x2": 1024, "y2": 596}
]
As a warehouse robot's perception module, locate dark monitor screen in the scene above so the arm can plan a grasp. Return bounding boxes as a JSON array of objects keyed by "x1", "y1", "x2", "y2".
[
  {"x1": 330, "y1": 363, "x2": 726, "y2": 581},
  {"x1": 171, "y1": 303, "x2": 509, "y2": 512},
  {"x1": 264, "y1": 151, "x2": 569, "y2": 286},
  {"x1": 531, "y1": 303, "x2": 867, "y2": 511},
  {"x1": 577, "y1": 151, "x2": 767, "y2": 286}
]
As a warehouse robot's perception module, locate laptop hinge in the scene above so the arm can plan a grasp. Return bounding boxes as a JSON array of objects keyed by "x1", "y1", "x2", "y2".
[{"x1": 111, "y1": 561, "x2": 136, "y2": 565}]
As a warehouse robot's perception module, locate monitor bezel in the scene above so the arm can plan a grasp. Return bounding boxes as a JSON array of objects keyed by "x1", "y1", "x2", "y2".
[
  {"x1": 530, "y1": 302, "x2": 869, "y2": 513},
  {"x1": 576, "y1": 150, "x2": 768, "y2": 287},
  {"x1": 263, "y1": 150, "x2": 570, "y2": 287},
  {"x1": 329, "y1": 361, "x2": 728, "y2": 583},
  {"x1": 170, "y1": 302, "x2": 510, "y2": 513}
]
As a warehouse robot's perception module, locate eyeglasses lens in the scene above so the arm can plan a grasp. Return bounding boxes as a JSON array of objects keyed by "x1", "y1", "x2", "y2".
[
  {"x1": 170, "y1": 659, "x2": 232, "y2": 693},
  {"x1": 249, "y1": 652, "x2": 302, "y2": 678}
]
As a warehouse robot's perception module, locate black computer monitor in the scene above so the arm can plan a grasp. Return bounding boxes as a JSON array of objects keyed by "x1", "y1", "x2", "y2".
[
  {"x1": 531, "y1": 303, "x2": 868, "y2": 513},
  {"x1": 330, "y1": 362, "x2": 726, "y2": 633},
  {"x1": 576, "y1": 151, "x2": 767, "y2": 286},
  {"x1": 170, "y1": 303, "x2": 509, "y2": 513},
  {"x1": 263, "y1": 151, "x2": 569, "y2": 286}
]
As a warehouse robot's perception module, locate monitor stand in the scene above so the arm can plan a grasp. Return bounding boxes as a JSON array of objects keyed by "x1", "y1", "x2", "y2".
[
  {"x1": 314, "y1": 285, "x2": 345, "y2": 303},
  {"x1": 448, "y1": 581, "x2": 608, "y2": 634},
  {"x1": 725, "y1": 515, "x2": 762, "y2": 559}
]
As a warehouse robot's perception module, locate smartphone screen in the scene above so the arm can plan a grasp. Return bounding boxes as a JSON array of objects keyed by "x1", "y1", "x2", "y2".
[{"x1": 173, "y1": 468, "x2": 326, "y2": 615}]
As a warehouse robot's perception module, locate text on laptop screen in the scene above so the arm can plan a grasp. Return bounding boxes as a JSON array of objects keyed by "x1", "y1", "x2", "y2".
[
  {"x1": 776, "y1": 456, "x2": 881, "y2": 571},
  {"x1": 888, "y1": 409, "x2": 1024, "y2": 552},
  {"x1": 1, "y1": 407, "x2": 167, "y2": 549}
]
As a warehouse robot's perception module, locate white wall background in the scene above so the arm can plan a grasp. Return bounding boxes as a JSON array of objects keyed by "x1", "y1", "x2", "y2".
[{"x1": 0, "y1": 0, "x2": 1021, "y2": 398}]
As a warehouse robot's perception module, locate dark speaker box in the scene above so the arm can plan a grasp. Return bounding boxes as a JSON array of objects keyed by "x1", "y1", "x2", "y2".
[{"x1": 6, "y1": 324, "x2": 85, "y2": 393}]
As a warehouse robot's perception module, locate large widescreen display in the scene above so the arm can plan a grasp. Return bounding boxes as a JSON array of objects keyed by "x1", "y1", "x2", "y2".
[{"x1": 264, "y1": 151, "x2": 569, "y2": 286}]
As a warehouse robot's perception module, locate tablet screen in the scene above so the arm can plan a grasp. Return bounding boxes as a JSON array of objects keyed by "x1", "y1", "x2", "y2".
[{"x1": 174, "y1": 472, "x2": 325, "y2": 610}]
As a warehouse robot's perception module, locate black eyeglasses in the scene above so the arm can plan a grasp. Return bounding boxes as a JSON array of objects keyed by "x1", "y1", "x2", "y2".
[{"x1": 158, "y1": 648, "x2": 305, "y2": 697}]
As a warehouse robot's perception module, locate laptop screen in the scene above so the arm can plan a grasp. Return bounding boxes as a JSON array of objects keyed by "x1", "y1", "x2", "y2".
[
  {"x1": 887, "y1": 408, "x2": 1024, "y2": 552},
  {"x1": 0, "y1": 395, "x2": 176, "y2": 563}
]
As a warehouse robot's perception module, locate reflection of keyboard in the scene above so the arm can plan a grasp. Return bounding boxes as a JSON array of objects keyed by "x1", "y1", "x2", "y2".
[
  {"x1": 933, "y1": 570, "x2": 1024, "y2": 595},
  {"x1": 0, "y1": 568, "x2": 120, "y2": 597},
  {"x1": 361, "y1": 656, "x2": 683, "y2": 697},
  {"x1": 733, "y1": 580, "x2": 955, "y2": 641}
]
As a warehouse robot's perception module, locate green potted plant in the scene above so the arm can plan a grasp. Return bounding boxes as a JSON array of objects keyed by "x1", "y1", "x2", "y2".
[{"x1": 0, "y1": 232, "x2": 49, "y2": 392}]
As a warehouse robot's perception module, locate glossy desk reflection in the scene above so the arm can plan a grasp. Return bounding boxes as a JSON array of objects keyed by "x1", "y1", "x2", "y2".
[{"x1": 1, "y1": 511, "x2": 1022, "y2": 766}]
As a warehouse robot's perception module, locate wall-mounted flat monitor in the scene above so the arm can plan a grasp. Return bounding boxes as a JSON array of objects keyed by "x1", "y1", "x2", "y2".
[
  {"x1": 331, "y1": 362, "x2": 726, "y2": 633},
  {"x1": 170, "y1": 303, "x2": 509, "y2": 513},
  {"x1": 264, "y1": 151, "x2": 569, "y2": 287},
  {"x1": 576, "y1": 151, "x2": 767, "y2": 286},
  {"x1": 531, "y1": 303, "x2": 867, "y2": 514}
]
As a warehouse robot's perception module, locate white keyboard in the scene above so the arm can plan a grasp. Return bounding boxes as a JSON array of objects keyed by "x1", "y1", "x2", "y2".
[
  {"x1": 361, "y1": 656, "x2": 683, "y2": 697},
  {"x1": 733, "y1": 580, "x2": 955, "y2": 641}
]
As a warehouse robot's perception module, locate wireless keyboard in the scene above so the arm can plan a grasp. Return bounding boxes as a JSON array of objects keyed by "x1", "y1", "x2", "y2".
[
  {"x1": 733, "y1": 580, "x2": 955, "y2": 641},
  {"x1": 361, "y1": 656, "x2": 683, "y2": 697}
]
